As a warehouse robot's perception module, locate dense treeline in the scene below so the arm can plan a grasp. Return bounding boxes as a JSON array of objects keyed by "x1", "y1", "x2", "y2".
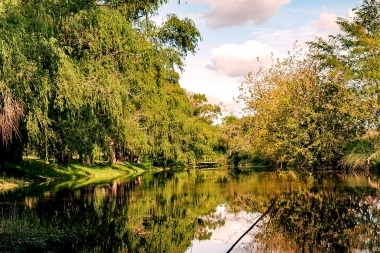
[
  {"x1": 0, "y1": 0, "x2": 221, "y2": 167},
  {"x1": 221, "y1": 0, "x2": 380, "y2": 170},
  {"x1": 4, "y1": 0, "x2": 380, "y2": 171}
]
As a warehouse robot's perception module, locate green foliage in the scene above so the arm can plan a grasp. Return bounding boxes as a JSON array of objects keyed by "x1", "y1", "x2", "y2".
[
  {"x1": 0, "y1": 0, "x2": 219, "y2": 168},
  {"x1": 340, "y1": 130, "x2": 380, "y2": 169},
  {"x1": 158, "y1": 14, "x2": 202, "y2": 57},
  {"x1": 309, "y1": 0, "x2": 380, "y2": 128},
  {"x1": 221, "y1": 0, "x2": 380, "y2": 170},
  {"x1": 305, "y1": 0, "x2": 380, "y2": 169},
  {"x1": 233, "y1": 49, "x2": 361, "y2": 168},
  {"x1": 218, "y1": 115, "x2": 258, "y2": 167}
]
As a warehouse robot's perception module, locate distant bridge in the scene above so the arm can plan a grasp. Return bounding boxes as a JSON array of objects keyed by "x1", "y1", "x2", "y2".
[{"x1": 195, "y1": 161, "x2": 218, "y2": 168}]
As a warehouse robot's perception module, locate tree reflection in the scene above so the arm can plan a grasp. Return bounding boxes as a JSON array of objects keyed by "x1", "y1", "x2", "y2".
[
  {"x1": 246, "y1": 188, "x2": 380, "y2": 252},
  {"x1": 2, "y1": 170, "x2": 380, "y2": 253},
  {"x1": 0, "y1": 172, "x2": 226, "y2": 252}
]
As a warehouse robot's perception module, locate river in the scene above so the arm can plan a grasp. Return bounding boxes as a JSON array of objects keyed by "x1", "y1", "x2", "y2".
[{"x1": 1, "y1": 169, "x2": 380, "y2": 252}]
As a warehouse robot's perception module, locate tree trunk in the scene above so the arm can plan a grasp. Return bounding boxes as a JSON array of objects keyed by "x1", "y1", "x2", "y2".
[
  {"x1": 0, "y1": 138, "x2": 24, "y2": 166},
  {"x1": 0, "y1": 123, "x2": 27, "y2": 166}
]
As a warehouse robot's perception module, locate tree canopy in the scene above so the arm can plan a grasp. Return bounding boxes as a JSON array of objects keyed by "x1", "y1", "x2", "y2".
[{"x1": 0, "y1": 0, "x2": 220, "y2": 167}]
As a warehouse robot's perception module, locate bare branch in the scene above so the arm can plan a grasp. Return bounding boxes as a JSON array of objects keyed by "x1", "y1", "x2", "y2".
[{"x1": 0, "y1": 92, "x2": 25, "y2": 146}]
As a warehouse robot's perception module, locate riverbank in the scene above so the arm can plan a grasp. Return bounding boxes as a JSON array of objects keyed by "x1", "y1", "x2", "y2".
[{"x1": 0, "y1": 158, "x2": 152, "y2": 191}]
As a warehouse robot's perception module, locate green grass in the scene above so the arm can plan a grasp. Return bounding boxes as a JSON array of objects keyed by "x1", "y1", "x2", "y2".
[
  {"x1": 132, "y1": 162, "x2": 159, "y2": 171},
  {"x1": 0, "y1": 158, "x2": 148, "y2": 191}
]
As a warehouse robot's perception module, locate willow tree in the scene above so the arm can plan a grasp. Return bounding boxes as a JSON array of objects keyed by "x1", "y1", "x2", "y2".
[
  {"x1": 184, "y1": 92, "x2": 221, "y2": 165},
  {"x1": 0, "y1": 1, "x2": 60, "y2": 164},
  {"x1": 0, "y1": 0, "x2": 206, "y2": 166}
]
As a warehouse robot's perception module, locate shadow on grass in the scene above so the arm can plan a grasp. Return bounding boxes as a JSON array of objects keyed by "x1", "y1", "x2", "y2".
[
  {"x1": 0, "y1": 159, "x2": 142, "y2": 183},
  {"x1": 66, "y1": 159, "x2": 136, "y2": 172},
  {"x1": 1, "y1": 160, "x2": 65, "y2": 181},
  {"x1": 1, "y1": 159, "x2": 99, "y2": 181}
]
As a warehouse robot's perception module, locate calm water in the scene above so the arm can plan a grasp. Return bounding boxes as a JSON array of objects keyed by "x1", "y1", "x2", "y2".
[{"x1": 1, "y1": 169, "x2": 380, "y2": 252}]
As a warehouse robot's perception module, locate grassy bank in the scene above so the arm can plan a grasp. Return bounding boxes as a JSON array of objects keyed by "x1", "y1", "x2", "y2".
[{"x1": 0, "y1": 158, "x2": 150, "y2": 191}]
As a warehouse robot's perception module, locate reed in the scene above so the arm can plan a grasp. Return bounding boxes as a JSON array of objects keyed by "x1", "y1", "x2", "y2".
[
  {"x1": 340, "y1": 130, "x2": 380, "y2": 170},
  {"x1": 0, "y1": 205, "x2": 80, "y2": 252}
]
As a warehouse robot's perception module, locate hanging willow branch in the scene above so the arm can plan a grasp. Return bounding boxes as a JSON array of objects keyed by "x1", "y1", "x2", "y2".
[{"x1": 0, "y1": 92, "x2": 25, "y2": 146}]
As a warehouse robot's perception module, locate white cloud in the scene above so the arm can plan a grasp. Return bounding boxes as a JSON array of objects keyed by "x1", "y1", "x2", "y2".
[
  {"x1": 251, "y1": 29, "x2": 307, "y2": 53},
  {"x1": 248, "y1": 11, "x2": 346, "y2": 56},
  {"x1": 311, "y1": 12, "x2": 340, "y2": 35},
  {"x1": 187, "y1": 205, "x2": 260, "y2": 252},
  {"x1": 206, "y1": 41, "x2": 279, "y2": 78},
  {"x1": 177, "y1": 52, "x2": 245, "y2": 115},
  {"x1": 191, "y1": 0, "x2": 290, "y2": 28}
]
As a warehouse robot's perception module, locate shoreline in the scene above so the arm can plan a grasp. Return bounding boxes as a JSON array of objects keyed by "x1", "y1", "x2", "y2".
[{"x1": 0, "y1": 158, "x2": 153, "y2": 192}]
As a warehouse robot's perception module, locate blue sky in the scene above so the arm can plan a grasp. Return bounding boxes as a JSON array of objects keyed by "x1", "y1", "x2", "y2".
[{"x1": 156, "y1": 0, "x2": 361, "y2": 113}]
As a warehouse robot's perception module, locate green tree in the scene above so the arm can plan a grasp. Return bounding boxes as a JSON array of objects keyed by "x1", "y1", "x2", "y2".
[
  {"x1": 236, "y1": 49, "x2": 361, "y2": 168},
  {"x1": 218, "y1": 115, "x2": 256, "y2": 167},
  {"x1": 310, "y1": 0, "x2": 380, "y2": 128},
  {"x1": 0, "y1": 0, "x2": 206, "y2": 168},
  {"x1": 308, "y1": 0, "x2": 380, "y2": 169}
]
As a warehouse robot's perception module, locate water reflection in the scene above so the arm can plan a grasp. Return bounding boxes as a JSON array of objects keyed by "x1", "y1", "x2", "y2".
[
  {"x1": 187, "y1": 205, "x2": 261, "y2": 253},
  {"x1": 251, "y1": 189, "x2": 380, "y2": 252},
  {"x1": 0, "y1": 170, "x2": 380, "y2": 252}
]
